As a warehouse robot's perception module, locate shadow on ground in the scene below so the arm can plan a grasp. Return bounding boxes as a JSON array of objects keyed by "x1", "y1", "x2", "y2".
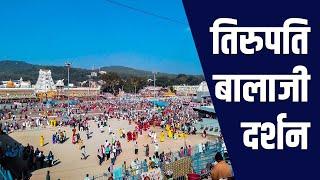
[{"x1": 0, "y1": 133, "x2": 58, "y2": 179}]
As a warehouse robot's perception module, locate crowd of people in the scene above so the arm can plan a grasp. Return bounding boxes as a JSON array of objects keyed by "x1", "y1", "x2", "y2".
[
  {"x1": 1, "y1": 96, "x2": 204, "y2": 135},
  {"x1": 22, "y1": 144, "x2": 55, "y2": 170},
  {"x1": 0, "y1": 95, "x2": 230, "y2": 179},
  {"x1": 96, "y1": 139, "x2": 123, "y2": 166},
  {"x1": 0, "y1": 142, "x2": 56, "y2": 178}
]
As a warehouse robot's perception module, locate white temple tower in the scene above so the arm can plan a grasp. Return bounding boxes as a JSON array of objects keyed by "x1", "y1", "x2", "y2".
[
  {"x1": 196, "y1": 81, "x2": 210, "y2": 99},
  {"x1": 35, "y1": 69, "x2": 56, "y2": 93}
]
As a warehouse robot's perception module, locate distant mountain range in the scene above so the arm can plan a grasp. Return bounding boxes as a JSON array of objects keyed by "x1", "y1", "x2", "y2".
[
  {"x1": 100, "y1": 65, "x2": 176, "y2": 78},
  {"x1": 0, "y1": 60, "x2": 203, "y2": 84}
]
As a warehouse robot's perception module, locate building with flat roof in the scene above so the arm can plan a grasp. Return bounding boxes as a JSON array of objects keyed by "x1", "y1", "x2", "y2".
[{"x1": 172, "y1": 84, "x2": 199, "y2": 96}]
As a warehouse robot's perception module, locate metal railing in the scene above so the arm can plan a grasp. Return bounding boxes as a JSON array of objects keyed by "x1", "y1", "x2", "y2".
[
  {"x1": 0, "y1": 164, "x2": 13, "y2": 180},
  {"x1": 89, "y1": 141, "x2": 225, "y2": 180}
]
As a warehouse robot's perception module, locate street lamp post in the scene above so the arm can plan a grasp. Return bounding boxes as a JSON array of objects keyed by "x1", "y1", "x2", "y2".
[
  {"x1": 147, "y1": 72, "x2": 157, "y2": 109},
  {"x1": 88, "y1": 80, "x2": 90, "y2": 101},
  {"x1": 153, "y1": 71, "x2": 157, "y2": 109},
  {"x1": 65, "y1": 62, "x2": 71, "y2": 115}
]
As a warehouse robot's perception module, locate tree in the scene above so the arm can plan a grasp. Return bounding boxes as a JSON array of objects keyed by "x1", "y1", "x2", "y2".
[{"x1": 100, "y1": 72, "x2": 121, "y2": 94}]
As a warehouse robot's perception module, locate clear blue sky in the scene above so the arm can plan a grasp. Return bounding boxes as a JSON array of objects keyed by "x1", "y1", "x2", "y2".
[{"x1": 0, "y1": 0, "x2": 202, "y2": 75}]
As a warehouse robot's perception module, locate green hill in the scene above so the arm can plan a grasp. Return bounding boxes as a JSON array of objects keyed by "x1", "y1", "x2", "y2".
[
  {"x1": 0, "y1": 60, "x2": 91, "y2": 84},
  {"x1": 100, "y1": 66, "x2": 175, "y2": 78},
  {"x1": 0, "y1": 60, "x2": 204, "y2": 86}
]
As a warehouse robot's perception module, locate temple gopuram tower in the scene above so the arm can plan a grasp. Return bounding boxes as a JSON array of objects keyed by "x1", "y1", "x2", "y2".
[{"x1": 35, "y1": 69, "x2": 56, "y2": 93}]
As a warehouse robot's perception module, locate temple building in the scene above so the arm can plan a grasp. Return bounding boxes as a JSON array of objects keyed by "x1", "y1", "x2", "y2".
[
  {"x1": 0, "y1": 69, "x2": 101, "y2": 102},
  {"x1": 35, "y1": 69, "x2": 56, "y2": 93},
  {"x1": 6, "y1": 80, "x2": 15, "y2": 88},
  {"x1": 194, "y1": 81, "x2": 211, "y2": 104},
  {"x1": 196, "y1": 81, "x2": 210, "y2": 98},
  {"x1": 0, "y1": 78, "x2": 31, "y2": 88},
  {"x1": 19, "y1": 78, "x2": 32, "y2": 88}
]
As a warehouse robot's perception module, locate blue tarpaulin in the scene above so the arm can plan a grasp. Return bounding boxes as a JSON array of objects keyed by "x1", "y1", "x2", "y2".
[{"x1": 149, "y1": 99, "x2": 169, "y2": 107}]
